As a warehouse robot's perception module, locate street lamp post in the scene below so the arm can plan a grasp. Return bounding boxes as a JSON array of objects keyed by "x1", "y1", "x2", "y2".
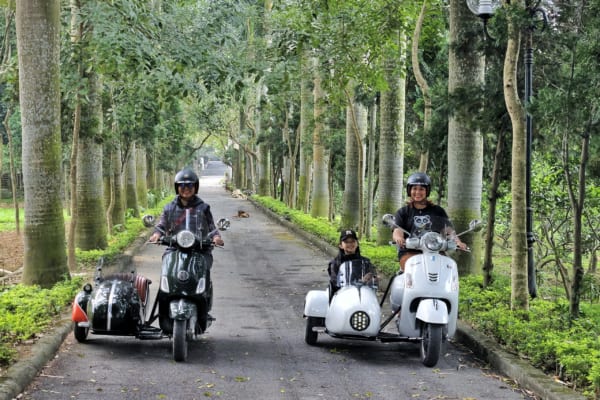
[{"x1": 466, "y1": 0, "x2": 547, "y2": 298}]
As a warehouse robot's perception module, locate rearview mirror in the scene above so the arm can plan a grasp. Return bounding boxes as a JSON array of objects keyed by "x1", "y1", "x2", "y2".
[
  {"x1": 216, "y1": 218, "x2": 230, "y2": 231},
  {"x1": 382, "y1": 214, "x2": 397, "y2": 228},
  {"x1": 142, "y1": 215, "x2": 156, "y2": 228},
  {"x1": 469, "y1": 219, "x2": 483, "y2": 232}
]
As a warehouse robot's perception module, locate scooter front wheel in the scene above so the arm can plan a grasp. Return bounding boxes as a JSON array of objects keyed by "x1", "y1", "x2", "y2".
[
  {"x1": 420, "y1": 323, "x2": 442, "y2": 367},
  {"x1": 173, "y1": 319, "x2": 188, "y2": 362}
]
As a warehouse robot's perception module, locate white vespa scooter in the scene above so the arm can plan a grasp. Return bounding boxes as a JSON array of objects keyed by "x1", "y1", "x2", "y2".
[{"x1": 303, "y1": 214, "x2": 481, "y2": 367}]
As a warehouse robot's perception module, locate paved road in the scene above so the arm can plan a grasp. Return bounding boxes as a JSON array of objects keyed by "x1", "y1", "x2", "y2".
[{"x1": 19, "y1": 161, "x2": 532, "y2": 400}]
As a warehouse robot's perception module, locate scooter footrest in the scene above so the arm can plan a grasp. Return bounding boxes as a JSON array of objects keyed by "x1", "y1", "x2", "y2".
[{"x1": 138, "y1": 326, "x2": 163, "y2": 340}]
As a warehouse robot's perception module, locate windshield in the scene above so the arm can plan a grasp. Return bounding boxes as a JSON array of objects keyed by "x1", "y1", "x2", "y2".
[
  {"x1": 336, "y1": 259, "x2": 376, "y2": 288},
  {"x1": 405, "y1": 214, "x2": 455, "y2": 239}
]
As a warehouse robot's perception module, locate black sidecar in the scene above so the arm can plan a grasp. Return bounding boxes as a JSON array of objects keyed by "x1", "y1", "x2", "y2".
[{"x1": 72, "y1": 261, "x2": 154, "y2": 342}]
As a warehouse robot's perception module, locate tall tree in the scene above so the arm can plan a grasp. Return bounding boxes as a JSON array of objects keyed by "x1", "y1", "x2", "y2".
[
  {"x1": 16, "y1": 0, "x2": 69, "y2": 286},
  {"x1": 504, "y1": 0, "x2": 529, "y2": 310},
  {"x1": 412, "y1": 0, "x2": 431, "y2": 172},
  {"x1": 70, "y1": 2, "x2": 107, "y2": 252},
  {"x1": 296, "y1": 46, "x2": 313, "y2": 213},
  {"x1": 310, "y1": 57, "x2": 329, "y2": 219},
  {"x1": 447, "y1": 0, "x2": 484, "y2": 275},
  {"x1": 340, "y1": 86, "x2": 367, "y2": 231},
  {"x1": 376, "y1": 29, "x2": 406, "y2": 245}
]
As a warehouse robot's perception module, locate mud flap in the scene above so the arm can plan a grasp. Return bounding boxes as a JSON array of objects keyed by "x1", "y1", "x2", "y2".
[{"x1": 416, "y1": 299, "x2": 448, "y2": 325}]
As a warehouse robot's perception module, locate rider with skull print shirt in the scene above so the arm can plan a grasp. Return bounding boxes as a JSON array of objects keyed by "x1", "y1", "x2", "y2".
[{"x1": 392, "y1": 172, "x2": 467, "y2": 271}]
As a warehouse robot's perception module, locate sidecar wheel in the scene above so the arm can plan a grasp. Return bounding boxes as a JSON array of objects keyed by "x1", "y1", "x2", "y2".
[
  {"x1": 73, "y1": 325, "x2": 88, "y2": 343},
  {"x1": 420, "y1": 323, "x2": 442, "y2": 367},
  {"x1": 173, "y1": 319, "x2": 188, "y2": 362},
  {"x1": 305, "y1": 317, "x2": 319, "y2": 345}
]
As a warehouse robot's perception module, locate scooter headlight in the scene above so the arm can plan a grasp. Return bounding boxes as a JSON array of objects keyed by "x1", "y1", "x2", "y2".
[
  {"x1": 422, "y1": 232, "x2": 445, "y2": 252},
  {"x1": 349, "y1": 311, "x2": 370, "y2": 331},
  {"x1": 176, "y1": 230, "x2": 195, "y2": 248}
]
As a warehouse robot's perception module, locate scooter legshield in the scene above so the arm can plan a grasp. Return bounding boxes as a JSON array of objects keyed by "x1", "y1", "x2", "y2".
[{"x1": 326, "y1": 286, "x2": 380, "y2": 337}]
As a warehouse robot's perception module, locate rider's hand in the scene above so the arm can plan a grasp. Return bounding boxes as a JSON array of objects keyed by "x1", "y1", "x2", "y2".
[
  {"x1": 456, "y1": 240, "x2": 469, "y2": 251},
  {"x1": 212, "y1": 235, "x2": 224, "y2": 247},
  {"x1": 148, "y1": 232, "x2": 160, "y2": 243},
  {"x1": 362, "y1": 273, "x2": 377, "y2": 283},
  {"x1": 392, "y1": 229, "x2": 405, "y2": 248}
]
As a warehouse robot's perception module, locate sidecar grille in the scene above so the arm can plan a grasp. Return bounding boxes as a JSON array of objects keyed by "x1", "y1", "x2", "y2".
[{"x1": 428, "y1": 272, "x2": 439, "y2": 282}]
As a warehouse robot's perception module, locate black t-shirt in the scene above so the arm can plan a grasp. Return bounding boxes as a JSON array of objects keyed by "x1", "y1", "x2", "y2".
[{"x1": 393, "y1": 203, "x2": 451, "y2": 239}]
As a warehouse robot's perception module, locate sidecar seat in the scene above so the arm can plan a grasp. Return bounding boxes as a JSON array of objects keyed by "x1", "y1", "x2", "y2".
[{"x1": 102, "y1": 273, "x2": 152, "y2": 306}]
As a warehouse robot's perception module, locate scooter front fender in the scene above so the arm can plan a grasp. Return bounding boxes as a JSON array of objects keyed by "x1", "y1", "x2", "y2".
[
  {"x1": 304, "y1": 289, "x2": 329, "y2": 318},
  {"x1": 416, "y1": 298, "x2": 448, "y2": 325},
  {"x1": 170, "y1": 299, "x2": 197, "y2": 321}
]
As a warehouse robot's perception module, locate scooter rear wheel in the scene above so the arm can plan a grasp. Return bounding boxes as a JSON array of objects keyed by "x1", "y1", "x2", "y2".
[
  {"x1": 420, "y1": 323, "x2": 442, "y2": 367},
  {"x1": 173, "y1": 319, "x2": 188, "y2": 362}
]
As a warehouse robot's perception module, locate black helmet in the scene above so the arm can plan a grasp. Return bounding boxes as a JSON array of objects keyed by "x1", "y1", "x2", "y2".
[
  {"x1": 406, "y1": 172, "x2": 431, "y2": 197},
  {"x1": 174, "y1": 168, "x2": 199, "y2": 194}
]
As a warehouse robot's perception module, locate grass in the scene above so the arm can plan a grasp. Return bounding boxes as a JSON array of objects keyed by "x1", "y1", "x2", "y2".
[{"x1": 0, "y1": 207, "x2": 21, "y2": 232}]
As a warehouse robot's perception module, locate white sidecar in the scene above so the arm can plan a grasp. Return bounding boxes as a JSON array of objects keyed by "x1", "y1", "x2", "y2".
[{"x1": 304, "y1": 259, "x2": 381, "y2": 345}]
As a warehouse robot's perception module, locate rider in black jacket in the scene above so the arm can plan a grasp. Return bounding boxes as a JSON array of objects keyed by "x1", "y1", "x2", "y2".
[
  {"x1": 148, "y1": 168, "x2": 224, "y2": 249},
  {"x1": 327, "y1": 229, "x2": 377, "y2": 297}
]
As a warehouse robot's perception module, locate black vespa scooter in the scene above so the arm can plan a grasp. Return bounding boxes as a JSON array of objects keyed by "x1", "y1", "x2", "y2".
[{"x1": 71, "y1": 213, "x2": 229, "y2": 362}]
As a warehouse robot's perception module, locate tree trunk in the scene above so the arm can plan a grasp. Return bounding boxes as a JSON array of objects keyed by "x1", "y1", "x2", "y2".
[
  {"x1": 341, "y1": 87, "x2": 367, "y2": 232},
  {"x1": 76, "y1": 138, "x2": 107, "y2": 250},
  {"x1": 483, "y1": 130, "x2": 505, "y2": 287},
  {"x1": 3, "y1": 110, "x2": 20, "y2": 235},
  {"x1": 504, "y1": 0, "x2": 529, "y2": 310},
  {"x1": 283, "y1": 104, "x2": 299, "y2": 208},
  {"x1": 412, "y1": 0, "x2": 431, "y2": 172},
  {"x1": 310, "y1": 58, "x2": 329, "y2": 219},
  {"x1": 296, "y1": 48, "x2": 312, "y2": 213},
  {"x1": 76, "y1": 66, "x2": 107, "y2": 251},
  {"x1": 136, "y1": 146, "x2": 148, "y2": 208},
  {"x1": 376, "y1": 29, "x2": 406, "y2": 245},
  {"x1": 17, "y1": 0, "x2": 69, "y2": 286},
  {"x1": 125, "y1": 142, "x2": 139, "y2": 218},
  {"x1": 365, "y1": 103, "x2": 377, "y2": 239},
  {"x1": 447, "y1": 0, "x2": 484, "y2": 275},
  {"x1": 111, "y1": 141, "x2": 126, "y2": 227}
]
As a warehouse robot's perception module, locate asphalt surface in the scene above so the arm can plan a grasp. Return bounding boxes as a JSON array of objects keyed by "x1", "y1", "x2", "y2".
[{"x1": 0, "y1": 162, "x2": 585, "y2": 400}]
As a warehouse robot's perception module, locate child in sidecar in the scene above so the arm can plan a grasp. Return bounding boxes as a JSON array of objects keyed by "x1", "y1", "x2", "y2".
[{"x1": 327, "y1": 229, "x2": 377, "y2": 299}]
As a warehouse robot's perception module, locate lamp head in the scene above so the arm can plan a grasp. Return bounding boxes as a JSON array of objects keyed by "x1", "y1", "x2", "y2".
[{"x1": 466, "y1": 0, "x2": 501, "y2": 19}]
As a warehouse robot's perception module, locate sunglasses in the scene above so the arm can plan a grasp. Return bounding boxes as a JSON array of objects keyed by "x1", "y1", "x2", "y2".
[{"x1": 178, "y1": 182, "x2": 195, "y2": 189}]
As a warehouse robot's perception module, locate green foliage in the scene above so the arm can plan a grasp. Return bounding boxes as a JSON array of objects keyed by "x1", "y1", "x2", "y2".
[
  {"x1": 76, "y1": 195, "x2": 168, "y2": 266},
  {"x1": 0, "y1": 277, "x2": 83, "y2": 366},
  {"x1": 0, "y1": 207, "x2": 19, "y2": 232},
  {"x1": 460, "y1": 275, "x2": 600, "y2": 397}
]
